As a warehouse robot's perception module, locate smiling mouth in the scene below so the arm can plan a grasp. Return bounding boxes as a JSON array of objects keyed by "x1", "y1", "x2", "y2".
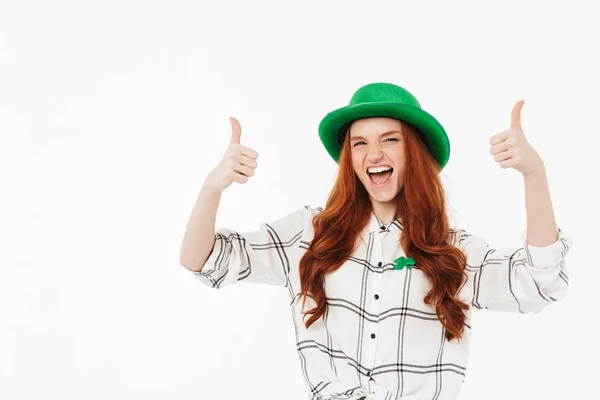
[{"x1": 367, "y1": 168, "x2": 394, "y2": 186}]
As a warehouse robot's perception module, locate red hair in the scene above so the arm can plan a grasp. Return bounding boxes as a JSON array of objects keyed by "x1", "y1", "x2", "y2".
[{"x1": 297, "y1": 121, "x2": 470, "y2": 342}]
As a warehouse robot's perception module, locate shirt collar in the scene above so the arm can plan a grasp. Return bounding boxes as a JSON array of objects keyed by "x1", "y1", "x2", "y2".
[{"x1": 366, "y1": 211, "x2": 404, "y2": 240}]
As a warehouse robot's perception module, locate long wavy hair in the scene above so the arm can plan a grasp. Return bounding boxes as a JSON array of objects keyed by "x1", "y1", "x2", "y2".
[{"x1": 297, "y1": 120, "x2": 470, "y2": 342}]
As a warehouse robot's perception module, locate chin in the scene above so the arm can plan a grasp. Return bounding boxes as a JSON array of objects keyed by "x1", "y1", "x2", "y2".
[
  {"x1": 369, "y1": 192, "x2": 398, "y2": 203},
  {"x1": 359, "y1": 174, "x2": 403, "y2": 203}
]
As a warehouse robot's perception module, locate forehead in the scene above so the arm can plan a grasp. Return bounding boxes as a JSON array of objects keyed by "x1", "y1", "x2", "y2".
[{"x1": 349, "y1": 117, "x2": 403, "y2": 136}]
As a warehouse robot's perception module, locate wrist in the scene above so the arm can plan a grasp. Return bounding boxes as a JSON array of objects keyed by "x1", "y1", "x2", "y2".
[
  {"x1": 200, "y1": 182, "x2": 223, "y2": 197},
  {"x1": 523, "y1": 166, "x2": 546, "y2": 181}
]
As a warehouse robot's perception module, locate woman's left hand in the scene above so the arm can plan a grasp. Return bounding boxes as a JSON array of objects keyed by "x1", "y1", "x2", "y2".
[{"x1": 488, "y1": 100, "x2": 545, "y2": 177}]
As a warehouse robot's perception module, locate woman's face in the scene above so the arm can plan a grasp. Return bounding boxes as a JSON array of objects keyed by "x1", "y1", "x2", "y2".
[{"x1": 349, "y1": 117, "x2": 406, "y2": 205}]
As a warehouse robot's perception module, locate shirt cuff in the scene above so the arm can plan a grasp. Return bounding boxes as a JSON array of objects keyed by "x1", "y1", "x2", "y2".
[
  {"x1": 520, "y1": 227, "x2": 571, "y2": 269},
  {"x1": 190, "y1": 232, "x2": 239, "y2": 288}
]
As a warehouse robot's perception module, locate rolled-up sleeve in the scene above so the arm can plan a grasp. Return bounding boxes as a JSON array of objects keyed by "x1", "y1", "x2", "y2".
[
  {"x1": 188, "y1": 206, "x2": 308, "y2": 289},
  {"x1": 457, "y1": 227, "x2": 572, "y2": 313}
]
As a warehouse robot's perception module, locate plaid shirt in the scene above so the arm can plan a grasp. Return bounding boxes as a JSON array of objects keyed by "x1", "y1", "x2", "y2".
[{"x1": 189, "y1": 205, "x2": 572, "y2": 400}]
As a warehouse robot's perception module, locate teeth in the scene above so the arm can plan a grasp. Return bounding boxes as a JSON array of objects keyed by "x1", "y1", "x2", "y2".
[{"x1": 367, "y1": 165, "x2": 392, "y2": 174}]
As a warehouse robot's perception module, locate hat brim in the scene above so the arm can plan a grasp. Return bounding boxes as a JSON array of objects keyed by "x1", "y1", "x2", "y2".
[{"x1": 318, "y1": 102, "x2": 450, "y2": 169}]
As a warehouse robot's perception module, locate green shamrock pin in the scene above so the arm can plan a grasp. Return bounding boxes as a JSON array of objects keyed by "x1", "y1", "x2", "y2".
[{"x1": 393, "y1": 256, "x2": 416, "y2": 270}]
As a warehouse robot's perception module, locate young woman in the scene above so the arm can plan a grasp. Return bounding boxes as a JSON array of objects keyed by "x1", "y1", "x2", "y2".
[{"x1": 180, "y1": 82, "x2": 572, "y2": 400}]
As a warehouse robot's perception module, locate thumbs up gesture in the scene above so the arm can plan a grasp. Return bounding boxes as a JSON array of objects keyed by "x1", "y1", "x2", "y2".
[
  {"x1": 488, "y1": 100, "x2": 545, "y2": 177},
  {"x1": 203, "y1": 117, "x2": 259, "y2": 191}
]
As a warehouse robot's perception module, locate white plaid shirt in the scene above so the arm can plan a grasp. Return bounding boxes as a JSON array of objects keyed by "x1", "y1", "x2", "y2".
[{"x1": 189, "y1": 205, "x2": 572, "y2": 400}]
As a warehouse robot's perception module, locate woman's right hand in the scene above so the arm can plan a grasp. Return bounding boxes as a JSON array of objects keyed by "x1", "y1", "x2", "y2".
[{"x1": 203, "y1": 117, "x2": 259, "y2": 192}]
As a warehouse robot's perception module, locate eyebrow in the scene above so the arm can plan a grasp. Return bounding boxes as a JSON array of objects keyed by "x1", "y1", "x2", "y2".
[{"x1": 349, "y1": 130, "x2": 402, "y2": 141}]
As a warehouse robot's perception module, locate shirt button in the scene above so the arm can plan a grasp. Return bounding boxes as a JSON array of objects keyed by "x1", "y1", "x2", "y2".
[
  {"x1": 380, "y1": 225, "x2": 386, "y2": 231},
  {"x1": 377, "y1": 261, "x2": 382, "y2": 267},
  {"x1": 366, "y1": 371, "x2": 371, "y2": 377},
  {"x1": 374, "y1": 294, "x2": 379, "y2": 300},
  {"x1": 371, "y1": 333, "x2": 376, "y2": 339}
]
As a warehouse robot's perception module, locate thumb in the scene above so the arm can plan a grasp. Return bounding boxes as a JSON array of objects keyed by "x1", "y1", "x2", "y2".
[
  {"x1": 510, "y1": 99, "x2": 525, "y2": 130},
  {"x1": 229, "y1": 117, "x2": 242, "y2": 144}
]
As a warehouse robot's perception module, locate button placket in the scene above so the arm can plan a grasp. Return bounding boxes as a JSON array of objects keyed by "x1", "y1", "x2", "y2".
[{"x1": 366, "y1": 235, "x2": 384, "y2": 385}]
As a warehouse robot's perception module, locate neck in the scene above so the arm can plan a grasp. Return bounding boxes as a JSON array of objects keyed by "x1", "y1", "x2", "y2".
[{"x1": 371, "y1": 202, "x2": 401, "y2": 224}]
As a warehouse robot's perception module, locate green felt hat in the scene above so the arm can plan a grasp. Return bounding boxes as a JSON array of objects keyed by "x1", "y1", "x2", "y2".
[{"x1": 318, "y1": 82, "x2": 450, "y2": 170}]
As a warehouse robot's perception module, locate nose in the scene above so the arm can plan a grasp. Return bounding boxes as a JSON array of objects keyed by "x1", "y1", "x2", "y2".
[{"x1": 366, "y1": 142, "x2": 384, "y2": 161}]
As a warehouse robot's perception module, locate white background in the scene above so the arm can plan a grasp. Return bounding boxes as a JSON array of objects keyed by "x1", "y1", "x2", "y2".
[{"x1": 1, "y1": 1, "x2": 599, "y2": 399}]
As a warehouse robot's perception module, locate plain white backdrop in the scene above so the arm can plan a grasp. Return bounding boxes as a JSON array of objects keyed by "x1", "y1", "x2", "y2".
[{"x1": 1, "y1": 1, "x2": 599, "y2": 399}]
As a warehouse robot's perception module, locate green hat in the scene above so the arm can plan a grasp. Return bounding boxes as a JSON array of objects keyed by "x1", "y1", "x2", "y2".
[{"x1": 318, "y1": 82, "x2": 450, "y2": 170}]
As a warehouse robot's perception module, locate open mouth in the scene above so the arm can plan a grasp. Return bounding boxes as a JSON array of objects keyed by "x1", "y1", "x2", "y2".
[{"x1": 367, "y1": 167, "x2": 393, "y2": 186}]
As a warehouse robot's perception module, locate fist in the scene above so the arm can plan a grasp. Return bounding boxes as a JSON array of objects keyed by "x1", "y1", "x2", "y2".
[{"x1": 203, "y1": 117, "x2": 259, "y2": 191}]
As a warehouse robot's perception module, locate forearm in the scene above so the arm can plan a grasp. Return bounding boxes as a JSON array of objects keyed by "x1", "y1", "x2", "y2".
[
  {"x1": 179, "y1": 185, "x2": 222, "y2": 271},
  {"x1": 523, "y1": 167, "x2": 558, "y2": 247}
]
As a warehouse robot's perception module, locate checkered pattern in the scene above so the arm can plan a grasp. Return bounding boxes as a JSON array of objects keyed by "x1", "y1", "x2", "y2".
[{"x1": 189, "y1": 205, "x2": 571, "y2": 400}]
